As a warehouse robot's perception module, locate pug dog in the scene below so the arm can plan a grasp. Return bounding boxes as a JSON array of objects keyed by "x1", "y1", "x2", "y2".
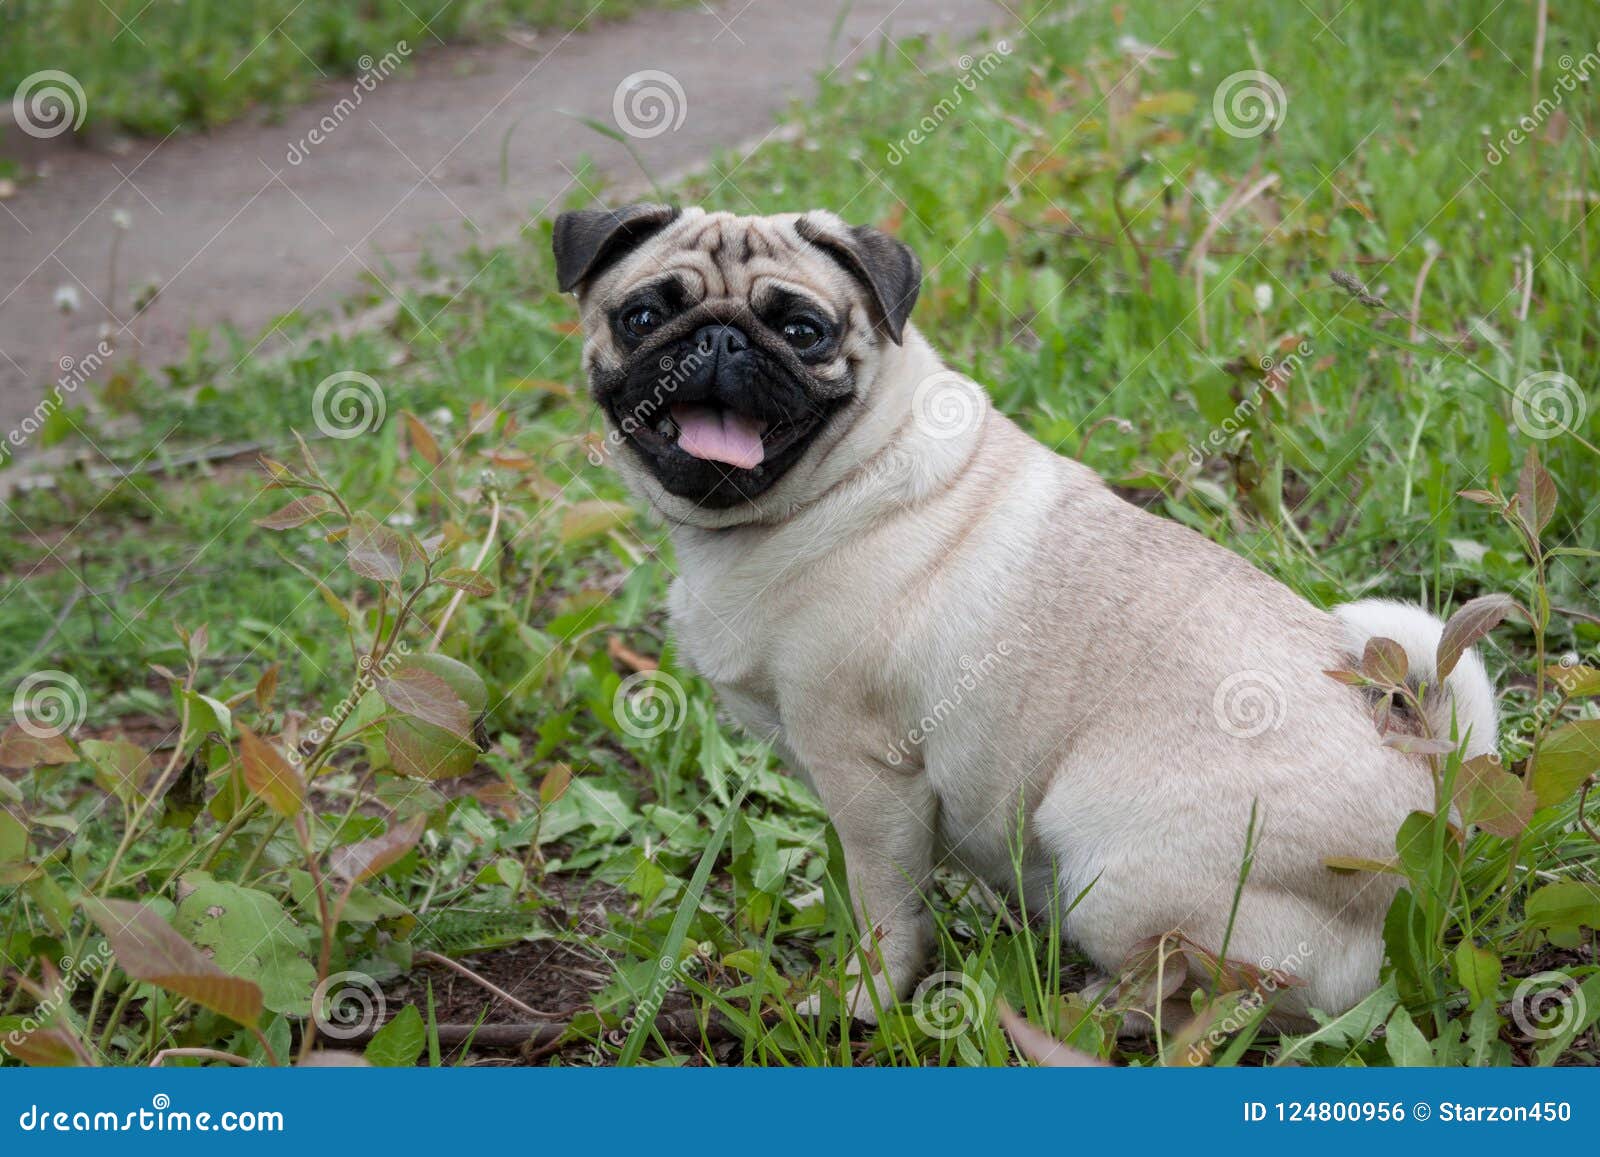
[{"x1": 552, "y1": 204, "x2": 1498, "y2": 1024}]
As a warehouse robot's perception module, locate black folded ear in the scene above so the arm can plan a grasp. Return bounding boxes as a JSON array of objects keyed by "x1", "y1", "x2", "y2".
[
  {"x1": 795, "y1": 215, "x2": 922, "y2": 344},
  {"x1": 552, "y1": 203, "x2": 680, "y2": 293}
]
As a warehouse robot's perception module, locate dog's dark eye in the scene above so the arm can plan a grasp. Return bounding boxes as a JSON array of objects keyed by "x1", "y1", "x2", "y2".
[
  {"x1": 623, "y1": 306, "x2": 664, "y2": 338},
  {"x1": 782, "y1": 318, "x2": 824, "y2": 350}
]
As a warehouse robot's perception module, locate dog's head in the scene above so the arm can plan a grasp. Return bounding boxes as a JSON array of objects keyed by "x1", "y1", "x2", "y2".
[{"x1": 553, "y1": 205, "x2": 921, "y2": 525}]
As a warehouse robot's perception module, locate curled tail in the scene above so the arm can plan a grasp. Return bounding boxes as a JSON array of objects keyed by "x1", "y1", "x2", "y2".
[{"x1": 1333, "y1": 598, "x2": 1499, "y2": 758}]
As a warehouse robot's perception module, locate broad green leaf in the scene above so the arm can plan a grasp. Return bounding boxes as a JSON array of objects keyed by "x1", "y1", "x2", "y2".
[
  {"x1": 1384, "y1": 1006, "x2": 1433, "y2": 1066},
  {"x1": 1454, "y1": 753, "x2": 1534, "y2": 838},
  {"x1": 1452, "y1": 941, "x2": 1501, "y2": 1008},
  {"x1": 83, "y1": 897, "x2": 263, "y2": 1027},
  {"x1": 1548, "y1": 663, "x2": 1600, "y2": 697},
  {"x1": 1274, "y1": 980, "x2": 1398, "y2": 1065},
  {"x1": 81, "y1": 738, "x2": 152, "y2": 804},
  {"x1": 1523, "y1": 881, "x2": 1600, "y2": 945},
  {"x1": 365, "y1": 1004, "x2": 425, "y2": 1067},
  {"x1": 1529, "y1": 720, "x2": 1600, "y2": 807},
  {"x1": 175, "y1": 871, "x2": 316, "y2": 1017}
]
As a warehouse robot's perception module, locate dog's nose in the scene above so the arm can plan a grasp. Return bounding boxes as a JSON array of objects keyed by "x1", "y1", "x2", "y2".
[{"x1": 692, "y1": 324, "x2": 749, "y2": 362}]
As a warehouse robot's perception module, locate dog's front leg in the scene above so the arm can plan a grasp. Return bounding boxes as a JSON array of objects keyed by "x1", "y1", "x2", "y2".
[{"x1": 794, "y1": 755, "x2": 937, "y2": 1023}]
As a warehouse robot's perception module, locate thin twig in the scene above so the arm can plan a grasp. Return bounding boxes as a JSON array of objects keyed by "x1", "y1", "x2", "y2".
[
  {"x1": 148, "y1": 1047, "x2": 253, "y2": 1067},
  {"x1": 416, "y1": 949, "x2": 554, "y2": 1019},
  {"x1": 430, "y1": 491, "x2": 501, "y2": 649}
]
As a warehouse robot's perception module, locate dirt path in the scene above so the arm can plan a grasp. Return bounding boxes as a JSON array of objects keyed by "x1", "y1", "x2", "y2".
[{"x1": 0, "y1": 0, "x2": 1004, "y2": 457}]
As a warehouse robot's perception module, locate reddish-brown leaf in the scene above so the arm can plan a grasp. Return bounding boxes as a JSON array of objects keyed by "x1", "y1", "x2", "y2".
[
  {"x1": 236, "y1": 725, "x2": 303, "y2": 818},
  {"x1": 254, "y1": 494, "x2": 333, "y2": 531},
  {"x1": 346, "y1": 513, "x2": 408, "y2": 584},
  {"x1": 1361, "y1": 636, "x2": 1410, "y2": 687},
  {"x1": 1437, "y1": 593, "x2": 1521, "y2": 680},
  {"x1": 329, "y1": 814, "x2": 426, "y2": 884},
  {"x1": 378, "y1": 667, "x2": 472, "y2": 740},
  {"x1": 0, "y1": 723, "x2": 75, "y2": 769},
  {"x1": 996, "y1": 1001, "x2": 1108, "y2": 1067},
  {"x1": 1530, "y1": 719, "x2": 1600, "y2": 808},
  {"x1": 83, "y1": 898, "x2": 263, "y2": 1027},
  {"x1": 401, "y1": 410, "x2": 441, "y2": 466},
  {"x1": 2, "y1": 1026, "x2": 86, "y2": 1066},
  {"x1": 1516, "y1": 446, "x2": 1557, "y2": 540},
  {"x1": 1454, "y1": 753, "x2": 1535, "y2": 839}
]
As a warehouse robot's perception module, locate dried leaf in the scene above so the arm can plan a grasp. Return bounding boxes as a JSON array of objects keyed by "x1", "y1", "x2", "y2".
[
  {"x1": 401, "y1": 411, "x2": 441, "y2": 466},
  {"x1": 996, "y1": 1001, "x2": 1108, "y2": 1067},
  {"x1": 255, "y1": 663, "x2": 280, "y2": 712},
  {"x1": 1323, "y1": 855, "x2": 1404, "y2": 875},
  {"x1": 1383, "y1": 734, "x2": 1458, "y2": 756},
  {"x1": 607, "y1": 635, "x2": 659, "y2": 673},
  {"x1": 540, "y1": 762, "x2": 572, "y2": 805},
  {"x1": 83, "y1": 898, "x2": 263, "y2": 1027},
  {"x1": 0, "y1": 723, "x2": 75, "y2": 769},
  {"x1": 237, "y1": 725, "x2": 303, "y2": 817}
]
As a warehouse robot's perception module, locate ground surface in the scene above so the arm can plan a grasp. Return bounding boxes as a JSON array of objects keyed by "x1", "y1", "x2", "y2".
[{"x1": 0, "y1": 0, "x2": 999, "y2": 450}]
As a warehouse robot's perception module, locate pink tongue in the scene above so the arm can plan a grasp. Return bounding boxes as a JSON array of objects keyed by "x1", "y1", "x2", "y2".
[{"x1": 671, "y1": 405, "x2": 767, "y2": 469}]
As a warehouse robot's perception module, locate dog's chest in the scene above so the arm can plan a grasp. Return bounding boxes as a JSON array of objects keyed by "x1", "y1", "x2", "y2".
[{"x1": 666, "y1": 566, "x2": 786, "y2": 731}]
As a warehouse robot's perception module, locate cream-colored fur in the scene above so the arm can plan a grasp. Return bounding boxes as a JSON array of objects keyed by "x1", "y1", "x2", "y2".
[{"x1": 564, "y1": 208, "x2": 1500, "y2": 1024}]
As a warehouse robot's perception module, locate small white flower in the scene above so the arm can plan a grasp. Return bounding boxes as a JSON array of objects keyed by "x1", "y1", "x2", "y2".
[
  {"x1": 1253, "y1": 283, "x2": 1274, "y2": 312},
  {"x1": 429, "y1": 406, "x2": 454, "y2": 428},
  {"x1": 387, "y1": 511, "x2": 417, "y2": 529},
  {"x1": 53, "y1": 285, "x2": 81, "y2": 314},
  {"x1": 112, "y1": 209, "x2": 131, "y2": 230}
]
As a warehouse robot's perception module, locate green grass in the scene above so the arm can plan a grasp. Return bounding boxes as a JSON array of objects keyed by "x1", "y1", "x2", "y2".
[
  {"x1": 2, "y1": 0, "x2": 1598, "y2": 1067},
  {"x1": 0, "y1": 0, "x2": 681, "y2": 136}
]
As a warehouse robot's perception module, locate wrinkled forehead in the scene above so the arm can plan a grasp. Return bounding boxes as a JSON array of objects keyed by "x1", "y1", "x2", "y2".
[{"x1": 599, "y1": 213, "x2": 858, "y2": 309}]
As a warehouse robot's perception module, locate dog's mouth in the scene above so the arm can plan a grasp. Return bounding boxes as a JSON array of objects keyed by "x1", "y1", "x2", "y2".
[
  {"x1": 611, "y1": 391, "x2": 844, "y2": 507},
  {"x1": 627, "y1": 401, "x2": 829, "y2": 470}
]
